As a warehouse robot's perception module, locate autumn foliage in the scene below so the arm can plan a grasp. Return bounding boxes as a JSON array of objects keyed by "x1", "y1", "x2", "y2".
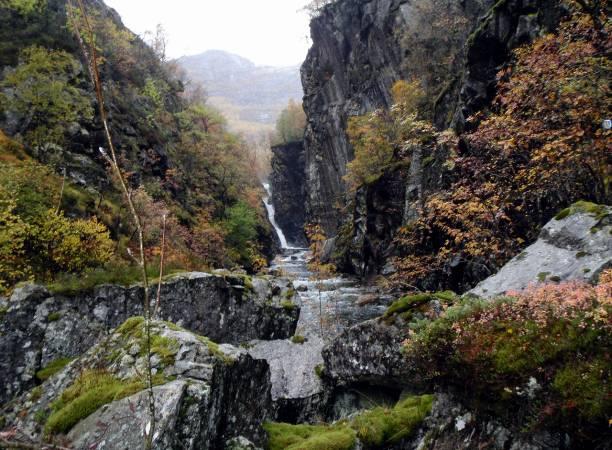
[
  {"x1": 402, "y1": 276, "x2": 611, "y2": 444},
  {"x1": 392, "y1": 9, "x2": 611, "y2": 289}
]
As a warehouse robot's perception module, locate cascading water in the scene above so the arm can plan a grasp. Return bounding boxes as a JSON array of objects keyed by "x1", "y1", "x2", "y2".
[
  {"x1": 262, "y1": 181, "x2": 392, "y2": 339},
  {"x1": 262, "y1": 182, "x2": 292, "y2": 249}
]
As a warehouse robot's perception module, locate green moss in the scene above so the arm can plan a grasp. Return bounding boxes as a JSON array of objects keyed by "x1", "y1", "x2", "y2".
[
  {"x1": 576, "y1": 251, "x2": 588, "y2": 258},
  {"x1": 384, "y1": 294, "x2": 433, "y2": 320},
  {"x1": 44, "y1": 369, "x2": 166, "y2": 436},
  {"x1": 36, "y1": 357, "x2": 73, "y2": 381},
  {"x1": 314, "y1": 364, "x2": 324, "y2": 378},
  {"x1": 0, "y1": 306, "x2": 8, "y2": 319},
  {"x1": 34, "y1": 408, "x2": 49, "y2": 424},
  {"x1": 350, "y1": 394, "x2": 434, "y2": 447},
  {"x1": 116, "y1": 316, "x2": 145, "y2": 337},
  {"x1": 30, "y1": 385, "x2": 43, "y2": 401},
  {"x1": 554, "y1": 201, "x2": 609, "y2": 221},
  {"x1": 47, "y1": 312, "x2": 61, "y2": 322},
  {"x1": 281, "y1": 300, "x2": 297, "y2": 311},
  {"x1": 553, "y1": 358, "x2": 610, "y2": 420},
  {"x1": 285, "y1": 288, "x2": 296, "y2": 300},
  {"x1": 143, "y1": 334, "x2": 179, "y2": 366},
  {"x1": 196, "y1": 335, "x2": 234, "y2": 365},
  {"x1": 264, "y1": 422, "x2": 356, "y2": 450},
  {"x1": 291, "y1": 335, "x2": 306, "y2": 344},
  {"x1": 516, "y1": 251, "x2": 528, "y2": 261},
  {"x1": 383, "y1": 291, "x2": 457, "y2": 323},
  {"x1": 264, "y1": 395, "x2": 433, "y2": 450},
  {"x1": 537, "y1": 272, "x2": 550, "y2": 282}
]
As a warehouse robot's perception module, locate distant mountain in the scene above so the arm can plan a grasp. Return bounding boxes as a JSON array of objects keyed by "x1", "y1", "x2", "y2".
[{"x1": 177, "y1": 50, "x2": 303, "y2": 134}]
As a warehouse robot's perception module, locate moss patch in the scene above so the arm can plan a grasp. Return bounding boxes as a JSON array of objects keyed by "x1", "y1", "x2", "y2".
[
  {"x1": 264, "y1": 394, "x2": 433, "y2": 450},
  {"x1": 281, "y1": 300, "x2": 297, "y2": 311},
  {"x1": 554, "y1": 201, "x2": 609, "y2": 221},
  {"x1": 264, "y1": 422, "x2": 357, "y2": 450},
  {"x1": 291, "y1": 335, "x2": 306, "y2": 344},
  {"x1": 383, "y1": 291, "x2": 457, "y2": 323},
  {"x1": 36, "y1": 357, "x2": 73, "y2": 381},
  {"x1": 44, "y1": 369, "x2": 166, "y2": 436},
  {"x1": 47, "y1": 312, "x2": 61, "y2": 322},
  {"x1": 351, "y1": 394, "x2": 434, "y2": 447}
]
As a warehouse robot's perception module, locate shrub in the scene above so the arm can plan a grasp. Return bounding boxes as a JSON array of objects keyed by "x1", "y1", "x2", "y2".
[
  {"x1": 403, "y1": 278, "x2": 611, "y2": 437},
  {"x1": 28, "y1": 211, "x2": 114, "y2": 276},
  {"x1": 0, "y1": 45, "x2": 93, "y2": 150}
]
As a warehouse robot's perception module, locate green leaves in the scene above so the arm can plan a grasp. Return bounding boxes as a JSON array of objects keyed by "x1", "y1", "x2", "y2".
[{"x1": 1, "y1": 45, "x2": 93, "y2": 149}]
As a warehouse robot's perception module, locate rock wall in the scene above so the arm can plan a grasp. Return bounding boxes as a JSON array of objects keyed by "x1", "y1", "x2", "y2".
[
  {"x1": 303, "y1": 0, "x2": 565, "y2": 277},
  {"x1": 270, "y1": 140, "x2": 307, "y2": 246},
  {"x1": 0, "y1": 272, "x2": 299, "y2": 403},
  {"x1": 2, "y1": 320, "x2": 273, "y2": 448},
  {"x1": 301, "y1": 0, "x2": 408, "y2": 235}
]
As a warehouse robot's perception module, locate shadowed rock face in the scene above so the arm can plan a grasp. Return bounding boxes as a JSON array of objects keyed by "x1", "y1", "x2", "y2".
[
  {"x1": 0, "y1": 273, "x2": 299, "y2": 404},
  {"x1": 302, "y1": 0, "x2": 565, "y2": 281},
  {"x1": 301, "y1": 0, "x2": 409, "y2": 235},
  {"x1": 270, "y1": 141, "x2": 307, "y2": 246},
  {"x1": 1, "y1": 320, "x2": 272, "y2": 449}
]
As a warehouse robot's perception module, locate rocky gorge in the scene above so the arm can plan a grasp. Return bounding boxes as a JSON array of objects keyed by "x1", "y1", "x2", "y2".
[{"x1": 1, "y1": 0, "x2": 610, "y2": 448}]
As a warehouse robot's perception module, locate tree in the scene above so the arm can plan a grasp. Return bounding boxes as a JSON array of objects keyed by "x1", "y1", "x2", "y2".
[
  {"x1": 274, "y1": 99, "x2": 306, "y2": 144},
  {"x1": 143, "y1": 23, "x2": 167, "y2": 63},
  {"x1": 344, "y1": 80, "x2": 434, "y2": 191},
  {"x1": 392, "y1": 9, "x2": 611, "y2": 289},
  {"x1": 302, "y1": 0, "x2": 335, "y2": 18}
]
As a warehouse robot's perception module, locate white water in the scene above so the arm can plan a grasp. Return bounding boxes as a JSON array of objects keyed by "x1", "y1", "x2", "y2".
[{"x1": 262, "y1": 182, "x2": 292, "y2": 249}]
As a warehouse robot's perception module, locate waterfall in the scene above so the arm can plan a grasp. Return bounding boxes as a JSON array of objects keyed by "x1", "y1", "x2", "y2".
[{"x1": 262, "y1": 182, "x2": 292, "y2": 249}]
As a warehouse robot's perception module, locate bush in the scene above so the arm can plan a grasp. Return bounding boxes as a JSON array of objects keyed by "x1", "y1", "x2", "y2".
[
  {"x1": 28, "y1": 211, "x2": 114, "y2": 277},
  {"x1": 0, "y1": 45, "x2": 93, "y2": 150},
  {"x1": 402, "y1": 277, "x2": 611, "y2": 439}
]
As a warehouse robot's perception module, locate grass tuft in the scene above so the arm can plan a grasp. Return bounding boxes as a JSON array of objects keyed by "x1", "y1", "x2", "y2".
[{"x1": 36, "y1": 357, "x2": 73, "y2": 381}]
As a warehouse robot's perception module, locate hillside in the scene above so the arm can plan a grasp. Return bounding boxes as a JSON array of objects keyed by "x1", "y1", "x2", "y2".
[
  {"x1": 0, "y1": 0, "x2": 277, "y2": 294},
  {"x1": 177, "y1": 50, "x2": 303, "y2": 135}
]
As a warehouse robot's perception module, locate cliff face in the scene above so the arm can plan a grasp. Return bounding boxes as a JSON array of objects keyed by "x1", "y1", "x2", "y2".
[
  {"x1": 270, "y1": 141, "x2": 307, "y2": 246},
  {"x1": 303, "y1": 0, "x2": 565, "y2": 281},
  {"x1": 301, "y1": 0, "x2": 408, "y2": 235}
]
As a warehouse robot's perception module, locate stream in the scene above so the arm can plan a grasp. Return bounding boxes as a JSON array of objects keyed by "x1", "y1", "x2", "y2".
[{"x1": 263, "y1": 183, "x2": 392, "y2": 341}]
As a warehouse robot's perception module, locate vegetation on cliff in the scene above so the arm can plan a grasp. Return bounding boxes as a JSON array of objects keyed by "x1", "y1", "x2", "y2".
[
  {"x1": 0, "y1": 0, "x2": 275, "y2": 293},
  {"x1": 340, "y1": 6, "x2": 610, "y2": 290}
]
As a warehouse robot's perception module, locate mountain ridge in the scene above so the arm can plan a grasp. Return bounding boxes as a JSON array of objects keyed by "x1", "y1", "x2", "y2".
[{"x1": 177, "y1": 49, "x2": 303, "y2": 133}]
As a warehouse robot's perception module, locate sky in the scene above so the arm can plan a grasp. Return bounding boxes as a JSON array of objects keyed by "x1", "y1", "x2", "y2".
[{"x1": 104, "y1": 0, "x2": 313, "y2": 67}]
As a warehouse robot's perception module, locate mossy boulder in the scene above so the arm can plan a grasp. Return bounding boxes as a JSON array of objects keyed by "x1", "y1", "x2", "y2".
[{"x1": 1, "y1": 318, "x2": 273, "y2": 449}]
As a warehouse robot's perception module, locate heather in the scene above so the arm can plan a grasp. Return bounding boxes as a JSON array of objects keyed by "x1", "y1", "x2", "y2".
[{"x1": 402, "y1": 274, "x2": 611, "y2": 443}]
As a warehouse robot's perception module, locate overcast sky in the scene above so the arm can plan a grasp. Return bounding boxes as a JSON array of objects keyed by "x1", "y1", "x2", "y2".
[{"x1": 104, "y1": 0, "x2": 313, "y2": 67}]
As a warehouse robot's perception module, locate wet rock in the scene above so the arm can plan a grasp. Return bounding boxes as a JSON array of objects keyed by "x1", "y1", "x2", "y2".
[
  {"x1": 2, "y1": 320, "x2": 273, "y2": 449},
  {"x1": 322, "y1": 318, "x2": 412, "y2": 387},
  {"x1": 470, "y1": 207, "x2": 612, "y2": 297},
  {"x1": 0, "y1": 272, "x2": 299, "y2": 404},
  {"x1": 270, "y1": 141, "x2": 308, "y2": 246},
  {"x1": 247, "y1": 336, "x2": 328, "y2": 423}
]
